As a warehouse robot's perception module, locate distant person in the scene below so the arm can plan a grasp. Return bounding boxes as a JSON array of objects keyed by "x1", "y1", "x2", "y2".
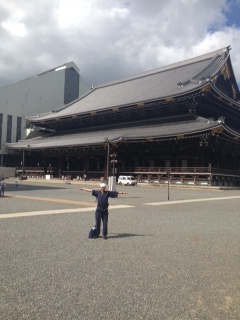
[
  {"x1": 80, "y1": 183, "x2": 127, "y2": 239},
  {"x1": 0, "y1": 178, "x2": 6, "y2": 196}
]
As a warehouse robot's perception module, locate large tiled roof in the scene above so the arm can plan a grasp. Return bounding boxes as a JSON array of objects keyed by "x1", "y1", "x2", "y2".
[
  {"x1": 27, "y1": 47, "x2": 230, "y2": 123},
  {"x1": 8, "y1": 115, "x2": 226, "y2": 150}
]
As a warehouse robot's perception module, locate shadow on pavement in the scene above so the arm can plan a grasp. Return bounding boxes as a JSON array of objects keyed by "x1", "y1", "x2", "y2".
[
  {"x1": 4, "y1": 182, "x2": 67, "y2": 193},
  {"x1": 108, "y1": 233, "x2": 146, "y2": 239}
]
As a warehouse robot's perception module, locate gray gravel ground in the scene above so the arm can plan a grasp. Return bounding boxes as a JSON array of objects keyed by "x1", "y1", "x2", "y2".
[{"x1": 0, "y1": 179, "x2": 239, "y2": 319}]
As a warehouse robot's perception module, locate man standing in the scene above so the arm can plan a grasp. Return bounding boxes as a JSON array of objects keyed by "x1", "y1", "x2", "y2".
[
  {"x1": 0, "y1": 178, "x2": 6, "y2": 197},
  {"x1": 80, "y1": 183, "x2": 127, "y2": 239}
]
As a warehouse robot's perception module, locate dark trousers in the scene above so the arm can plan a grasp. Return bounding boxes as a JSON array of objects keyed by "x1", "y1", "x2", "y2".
[{"x1": 95, "y1": 209, "x2": 108, "y2": 236}]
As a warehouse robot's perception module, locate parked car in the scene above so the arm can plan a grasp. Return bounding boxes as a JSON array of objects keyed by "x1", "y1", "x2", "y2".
[{"x1": 117, "y1": 175, "x2": 137, "y2": 186}]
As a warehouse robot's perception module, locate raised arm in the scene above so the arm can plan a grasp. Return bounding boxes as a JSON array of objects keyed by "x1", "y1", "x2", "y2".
[{"x1": 80, "y1": 188, "x2": 92, "y2": 192}]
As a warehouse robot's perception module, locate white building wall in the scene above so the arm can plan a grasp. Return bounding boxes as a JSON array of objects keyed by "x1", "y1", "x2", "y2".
[{"x1": 0, "y1": 62, "x2": 89, "y2": 155}]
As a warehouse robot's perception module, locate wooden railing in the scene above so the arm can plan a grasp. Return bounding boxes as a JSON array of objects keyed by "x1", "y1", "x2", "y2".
[
  {"x1": 133, "y1": 167, "x2": 240, "y2": 176},
  {"x1": 122, "y1": 166, "x2": 240, "y2": 186},
  {"x1": 16, "y1": 167, "x2": 54, "y2": 174}
]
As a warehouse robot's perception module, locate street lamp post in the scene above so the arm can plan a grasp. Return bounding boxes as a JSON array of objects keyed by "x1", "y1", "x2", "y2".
[
  {"x1": 22, "y1": 149, "x2": 25, "y2": 178},
  {"x1": 166, "y1": 170, "x2": 170, "y2": 200},
  {"x1": 110, "y1": 152, "x2": 118, "y2": 191},
  {"x1": 1, "y1": 153, "x2": 3, "y2": 167},
  {"x1": 110, "y1": 152, "x2": 118, "y2": 178},
  {"x1": 104, "y1": 138, "x2": 110, "y2": 181}
]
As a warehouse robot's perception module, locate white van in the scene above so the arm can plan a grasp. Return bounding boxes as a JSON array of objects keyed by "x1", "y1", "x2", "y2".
[{"x1": 117, "y1": 175, "x2": 137, "y2": 186}]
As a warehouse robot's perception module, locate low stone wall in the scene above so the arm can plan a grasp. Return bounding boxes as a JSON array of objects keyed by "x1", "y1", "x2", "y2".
[{"x1": 0, "y1": 167, "x2": 16, "y2": 178}]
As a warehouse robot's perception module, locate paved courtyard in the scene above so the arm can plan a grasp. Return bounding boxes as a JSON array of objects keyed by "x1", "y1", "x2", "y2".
[{"x1": 0, "y1": 179, "x2": 239, "y2": 319}]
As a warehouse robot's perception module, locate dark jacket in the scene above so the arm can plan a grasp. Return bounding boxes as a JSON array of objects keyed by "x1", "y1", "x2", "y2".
[{"x1": 92, "y1": 190, "x2": 118, "y2": 211}]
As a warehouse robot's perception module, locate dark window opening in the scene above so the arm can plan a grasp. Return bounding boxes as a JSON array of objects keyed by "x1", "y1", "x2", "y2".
[
  {"x1": 6, "y1": 115, "x2": 12, "y2": 143},
  {"x1": 16, "y1": 117, "x2": 22, "y2": 142}
]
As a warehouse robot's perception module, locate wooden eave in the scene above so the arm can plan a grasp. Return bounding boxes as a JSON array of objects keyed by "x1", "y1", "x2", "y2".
[
  {"x1": 7, "y1": 113, "x2": 240, "y2": 152},
  {"x1": 27, "y1": 88, "x2": 207, "y2": 131}
]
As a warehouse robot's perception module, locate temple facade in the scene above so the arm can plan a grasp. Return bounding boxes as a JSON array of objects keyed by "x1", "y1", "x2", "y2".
[{"x1": 6, "y1": 46, "x2": 240, "y2": 186}]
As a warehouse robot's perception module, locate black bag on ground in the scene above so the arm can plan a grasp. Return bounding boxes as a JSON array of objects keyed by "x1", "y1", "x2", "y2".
[{"x1": 88, "y1": 226, "x2": 97, "y2": 239}]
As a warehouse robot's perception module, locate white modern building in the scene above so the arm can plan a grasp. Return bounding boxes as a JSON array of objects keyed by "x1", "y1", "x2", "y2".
[{"x1": 0, "y1": 62, "x2": 89, "y2": 166}]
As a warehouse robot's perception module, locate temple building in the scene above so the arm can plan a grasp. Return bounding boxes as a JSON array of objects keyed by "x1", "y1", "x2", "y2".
[{"x1": 6, "y1": 46, "x2": 240, "y2": 186}]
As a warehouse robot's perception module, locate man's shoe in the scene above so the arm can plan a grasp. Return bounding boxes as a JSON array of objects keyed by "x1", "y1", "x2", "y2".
[{"x1": 103, "y1": 235, "x2": 108, "y2": 240}]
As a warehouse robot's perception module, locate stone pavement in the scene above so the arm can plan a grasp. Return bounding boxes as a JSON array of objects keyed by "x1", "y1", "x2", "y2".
[{"x1": 0, "y1": 179, "x2": 239, "y2": 319}]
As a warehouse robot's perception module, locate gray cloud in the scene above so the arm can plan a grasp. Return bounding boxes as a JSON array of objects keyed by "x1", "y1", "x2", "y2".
[{"x1": 0, "y1": 0, "x2": 240, "y2": 88}]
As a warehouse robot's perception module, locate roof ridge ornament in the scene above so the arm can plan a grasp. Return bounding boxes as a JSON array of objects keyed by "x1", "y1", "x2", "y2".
[{"x1": 217, "y1": 116, "x2": 225, "y2": 124}]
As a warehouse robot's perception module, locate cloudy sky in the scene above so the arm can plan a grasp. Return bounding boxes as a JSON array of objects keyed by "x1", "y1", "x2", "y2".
[{"x1": 0, "y1": 0, "x2": 240, "y2": 88}]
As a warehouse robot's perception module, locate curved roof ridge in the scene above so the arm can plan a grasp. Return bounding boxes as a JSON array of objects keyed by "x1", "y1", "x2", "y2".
[
  {"x1": 177, "y1": 48, "x2": 230, "y2": 88},
  {"x1": 96, "y1": 47, "x2": 230, "y2": 89},
  {"x1": 210, "y1": 82, "x2": 240, "y2": 107},
  {"x1": 192, "y1": 51, "x2": 229, "y2": 81}
]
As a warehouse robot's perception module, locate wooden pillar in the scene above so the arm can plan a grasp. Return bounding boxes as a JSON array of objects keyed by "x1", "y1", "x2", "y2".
[
  {"x1": 200, "y1": 149, "x2": 205, "y2": 167},
  {"x1": 43, "y1": 155, "x2": 47, "y2": 175},
  {"x1": 103, "y1": 154, "x2": 108, "y2": 180},
  {"x1": 58, "y1": 156, "x2": 64, "y2": 179},
  {"x1": 83, "y1": 156, "x2": 88, "y2": 180}
]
